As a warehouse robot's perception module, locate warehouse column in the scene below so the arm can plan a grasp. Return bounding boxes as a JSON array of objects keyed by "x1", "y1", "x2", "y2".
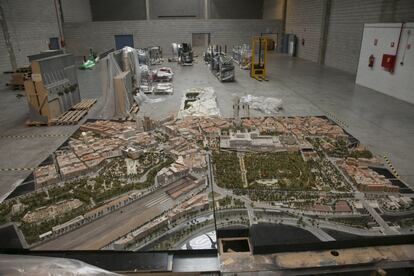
[
  {"x1": 146, "y1": 0, "x2": 150, "y2": 20},
  {"x1": 204, "y1": 0, "x2": 209, "y2": 19},
  {"x1": 54, "y1": 0, "x2": 65, "y2": 50},
  {"x1": 318, "y1": 0, "x2": 332, "y2": 65},
  {"x1": 0, "y1": 5, "x2": 17, "y2": 71},
  {"x1": 280, "y1": 0, "x2": 287, "y2": 52}
]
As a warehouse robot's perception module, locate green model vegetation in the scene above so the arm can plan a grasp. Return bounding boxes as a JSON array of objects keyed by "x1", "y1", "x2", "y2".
[
  {"x1": 212, "y1": 151, "x2": 242, "y2": 188},
  {"x1": 0, "y1": 157, "x2": 174, "y2": 244},
  {"x1": 312, "y1": 137, "x2": 373, "y2": 159},
  {"x1": 212, "y1": 148, "x2": 351, "y2": 195},
  {"x1": 244, "y1": 152, "x2": 314, "y2": 190}
]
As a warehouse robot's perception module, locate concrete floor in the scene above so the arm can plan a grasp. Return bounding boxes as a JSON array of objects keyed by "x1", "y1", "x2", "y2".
[{"x1": 0, "y1": 52, "x2": 413, "y2": 198}]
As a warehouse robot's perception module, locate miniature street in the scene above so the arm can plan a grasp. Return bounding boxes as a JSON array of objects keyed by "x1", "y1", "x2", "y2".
[{"x1": 1, "y1": 112, "x2": 414, "y2": 251}]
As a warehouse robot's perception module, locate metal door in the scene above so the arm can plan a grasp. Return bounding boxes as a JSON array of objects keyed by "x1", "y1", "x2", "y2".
[
  {"x1": 49, "y1": 37, "x2": 60, "y2": 50},
  {"x1": 115, "y1": 34, "x2": 134, "y2": 50},
  {"x1": 192, "y1": 33, "x2": 210, "y2": 55}
]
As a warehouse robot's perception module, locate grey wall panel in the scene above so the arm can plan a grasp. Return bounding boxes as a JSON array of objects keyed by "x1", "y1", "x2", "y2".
[
  {"x1": 285, "y1": 0, "x2": 324, "y2": 63},
  {"x1": 0, "y1": 0, "x2": 59, "y2": 73},
  {"x1": 263, "y1": 0, "x2": 285, "y2": 20},
  {"x1": 61, "y1": 0, "x2": 92, "y2": 22},
  {"x1": 0, "y1": 32, "x2": 8, "y2": 73},
  {"x1": 210, "y1": 0, "x2": 264, "y2": 19},
  {"x1": 63, "y1": 19, "x2": 282, "y2": 57},
  {"x1": 149, "y1": 0, "x2": 205, "y2": 19},
  {"x1": 90, "y1": 0, "x2": 147, "y2": 21},
  {"x1": 325, "y1": 0, "x2": 414, "y2": 74}
]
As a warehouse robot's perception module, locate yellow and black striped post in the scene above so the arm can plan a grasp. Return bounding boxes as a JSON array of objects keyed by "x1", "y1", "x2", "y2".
[
  {"x1": 0, "y1": 167, "x2": 36, "y2": 172},
  {"x1": 0, "y1": 134, "x2": 68, "y2": 139},
  {"x1": 383, "y1": 155, "x2": 399, "y2": 178}
]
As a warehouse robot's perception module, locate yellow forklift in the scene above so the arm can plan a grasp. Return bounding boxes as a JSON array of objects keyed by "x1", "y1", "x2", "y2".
[{"x1": 250, "y1": 36, "x2": 268, "y2": 81}]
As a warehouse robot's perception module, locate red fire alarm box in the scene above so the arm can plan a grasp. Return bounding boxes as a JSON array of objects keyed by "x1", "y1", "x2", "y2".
[{"x1": 381, "y1": 54, "x2": 396, "y2": 72}]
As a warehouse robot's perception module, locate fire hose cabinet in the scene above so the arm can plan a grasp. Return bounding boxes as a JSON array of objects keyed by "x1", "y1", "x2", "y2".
[{"x1": 381, "y1": 54, "x2": 396, "y2": 72}]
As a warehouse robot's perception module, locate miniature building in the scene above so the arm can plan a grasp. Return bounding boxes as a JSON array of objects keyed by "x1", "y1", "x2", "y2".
[
  {"x1": 220, "y1": 130, "x2": 286, "y2": 152},
  {"x1": 156, "y1": 162, "x2": 190, "y2": 186},
  {"x1": 338, "y1": 158, "x2": 399, "y2": 193},
  {"x1": 334, "y1": 200, "x2": 352, "y2": 213},
  {"x1": 34, "y1": 164, "x2": 60, "y2": 189}
]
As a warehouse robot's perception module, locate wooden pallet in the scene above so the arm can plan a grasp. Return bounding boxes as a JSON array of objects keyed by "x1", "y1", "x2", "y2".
[
  {"x1": 72, "y1": 98, "x2": 97, "y2": 110},
  {"x1": 50, "y1": 109, "x2": 88, "y2": 125},
  {"x1": 6, "y1": 84, "x2": 25, "y2": 90}
]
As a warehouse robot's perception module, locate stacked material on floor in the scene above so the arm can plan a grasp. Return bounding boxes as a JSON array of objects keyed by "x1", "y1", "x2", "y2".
[
  {"x1": 139, "y1": 64, "x2": 152, "y2": 93},
  {"x1": 240, "y1": 95, "x2": 283, "y2": 115},
  {"x1": 140, "y1": 67, "x2": 174, "y2": 94},
  {"x1": 232, "y1": 44, "x2": 251, "y2": 69},
  {"x1": 207, "y1": 45, "x2": 235, "y2": 82},
  {"x1": 178, "y1": 43, "x2": 193, "y2": 65},
  {"x1": 148, "y1": 46, "x2": 163, "y2": 65},
  {"x1": 152, "y1": 67, "x2": 173, "y2": 82},
  {"x1": 178, "y1": 87, "x2": 220, "y2": 118},
  {"x1": 153, "y1": 82, "x2": 173, "y2": 94}
]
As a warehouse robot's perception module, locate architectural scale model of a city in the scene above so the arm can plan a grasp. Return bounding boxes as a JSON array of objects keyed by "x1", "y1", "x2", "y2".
[{"x1": 0, "y1": 114, "x2": 413, "y2": 250}]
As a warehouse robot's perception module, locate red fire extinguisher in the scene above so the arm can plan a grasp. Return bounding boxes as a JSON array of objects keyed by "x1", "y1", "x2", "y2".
[{"x1": 368, "y1": 54, "x2": 375, "y2": 68}]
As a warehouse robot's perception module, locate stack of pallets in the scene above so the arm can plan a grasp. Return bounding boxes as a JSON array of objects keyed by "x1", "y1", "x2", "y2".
[
  {"x1": 49, "y1": 98, "x2": 97, "y2": 125},
  {"x1": 27, "y1": 98, "x2": 96, "y2": 126}
]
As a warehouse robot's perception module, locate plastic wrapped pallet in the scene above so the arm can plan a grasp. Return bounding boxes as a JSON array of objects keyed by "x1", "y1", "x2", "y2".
[
  {"x1": 240, "y1": 95, "x2": 283, "y2": 115},
  {"x1": 178, "y1": 87, "x2": 221, "y2": 118}
]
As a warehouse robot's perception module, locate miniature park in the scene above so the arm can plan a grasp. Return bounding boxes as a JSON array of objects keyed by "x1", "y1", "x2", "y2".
[{"x1": 0, "y1": 115, "x2": 413, "y2": 250}]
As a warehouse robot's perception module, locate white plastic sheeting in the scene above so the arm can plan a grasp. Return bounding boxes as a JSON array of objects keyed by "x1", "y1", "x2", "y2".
[
  {"x1": 240, "y1": 94, "x2": 283, "y2": 115},
  {"x1": 0, "y1": 254, "x2": 119, "y2": 276},
  {"x1": 99, "y1": 47, "x2": 141, "y2": 119},
  {"x1": 134, "y1": 93, "x2": 165, "y2": 105},
  {"x1": 178, "y1": 87, "x2": 221, "y2": 118},
  {"x1": 124, "y1": 46, "x2": 142, "y2": 88}
]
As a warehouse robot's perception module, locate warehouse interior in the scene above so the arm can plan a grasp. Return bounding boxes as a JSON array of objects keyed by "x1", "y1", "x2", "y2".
[{"x1": 1, "y1": 0, "x2": 414, "y2": 274}]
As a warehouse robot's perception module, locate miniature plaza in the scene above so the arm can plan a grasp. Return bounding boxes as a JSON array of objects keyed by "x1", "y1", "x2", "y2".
[{"x1": 0, "y1": 115, "x2": 413, "y2": 250}]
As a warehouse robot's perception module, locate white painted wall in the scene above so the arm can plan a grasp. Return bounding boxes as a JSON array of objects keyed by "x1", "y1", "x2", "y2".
[{"x1": 356, "y1": 23, "x2": 414, "y2": 104}]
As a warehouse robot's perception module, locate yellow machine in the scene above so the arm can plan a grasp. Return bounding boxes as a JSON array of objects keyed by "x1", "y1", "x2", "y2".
[{"x1": 250, "y1": 36, "x2": 268, "y2": 81}]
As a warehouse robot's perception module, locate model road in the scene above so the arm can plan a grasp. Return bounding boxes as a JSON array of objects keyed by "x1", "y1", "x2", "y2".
[{"x1": 33, "y1": 180, "x2": 193, "y2": 250}]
